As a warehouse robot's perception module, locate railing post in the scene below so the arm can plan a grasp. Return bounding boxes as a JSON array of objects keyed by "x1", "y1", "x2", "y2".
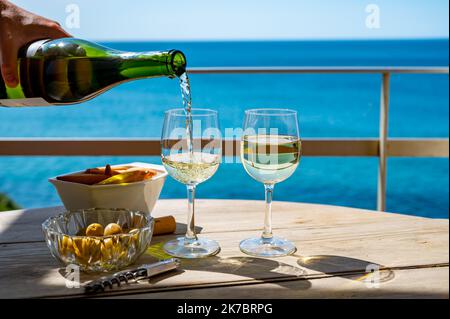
[{"x1": 377, "y1": 72, "x2": 391, "y2": 211}]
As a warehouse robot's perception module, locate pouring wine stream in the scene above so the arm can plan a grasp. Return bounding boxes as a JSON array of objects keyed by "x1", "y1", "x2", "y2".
[{"x1": 179, "y1": 72, "x2": 194, "y2": 160}]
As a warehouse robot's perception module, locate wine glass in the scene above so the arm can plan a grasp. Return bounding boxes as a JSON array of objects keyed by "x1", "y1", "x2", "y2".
[
  {"x1": 161, "y1": 108, "x2": 221, "y2": 258},
  {"x1": 240, "y1": 108, "x2": 301, "y2": 257}
]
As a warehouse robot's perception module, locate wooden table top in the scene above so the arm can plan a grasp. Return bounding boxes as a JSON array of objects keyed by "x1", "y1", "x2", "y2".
[{"x1": 0, "y1": 199, "x2": 448, "y2": 299}]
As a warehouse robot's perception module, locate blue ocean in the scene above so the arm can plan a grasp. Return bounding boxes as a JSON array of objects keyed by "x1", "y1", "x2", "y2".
[{"x1": 0, "y1": 40, "x2": 448, "y2": 218}]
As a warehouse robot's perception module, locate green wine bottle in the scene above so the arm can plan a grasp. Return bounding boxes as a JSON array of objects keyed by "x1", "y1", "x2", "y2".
[{"x1": 0, "y1": 38, "x2": 187, "y2": 107}]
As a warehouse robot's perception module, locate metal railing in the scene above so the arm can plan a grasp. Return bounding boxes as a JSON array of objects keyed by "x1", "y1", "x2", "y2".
[{"x1": 0, "y1": 66, "x2": 449, "y2": 211}]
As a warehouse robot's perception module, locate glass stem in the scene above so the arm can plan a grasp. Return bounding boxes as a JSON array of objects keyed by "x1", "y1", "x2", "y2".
[
  {"x1": 185, "y1": 184, "x2": 198, "y2": 242},
  {"x1": 262, "y1": 183, "x2": 274, "y2": 241}
]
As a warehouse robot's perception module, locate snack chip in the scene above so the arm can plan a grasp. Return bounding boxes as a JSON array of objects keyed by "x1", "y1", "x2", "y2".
[{"x1": 56, "y1": 164, "x2": 158, "y2": 185}]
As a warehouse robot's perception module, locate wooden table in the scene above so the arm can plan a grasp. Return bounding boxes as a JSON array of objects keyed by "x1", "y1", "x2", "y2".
[{"x1": 0, "y1": 200, "x2": 448, "y2": 299}]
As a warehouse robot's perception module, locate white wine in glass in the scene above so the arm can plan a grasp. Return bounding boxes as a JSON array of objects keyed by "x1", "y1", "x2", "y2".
[
  {"x1": 162, "y1": 152, "x2": 220, "y2": 185},
  {"x1": 161, "y1": 108, "x2": 221, "y2": 258},
  {"x1": 242, "y1": 134, "x2": 301, "y2": 184},
  {"x1": 240, "y1": 109, "x2": 301, "y2": 257}
]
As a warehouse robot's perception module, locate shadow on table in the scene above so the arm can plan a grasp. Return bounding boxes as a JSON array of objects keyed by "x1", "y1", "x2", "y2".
[
  {"x1": 54, "y1": 228, "x2": 311, "y2": 295},
  {"x1": 46, "y1": 225, "x2": 388, "y2": 295},
  {"x1": 295, "y1": 254, "x2": 395, "y2": 284},
  {"x1": 144, "y1": 237, "x2": 311, "y2": 292},
  {"x1": 174, "y1": 222, "x2": 203, "y2": 236}
]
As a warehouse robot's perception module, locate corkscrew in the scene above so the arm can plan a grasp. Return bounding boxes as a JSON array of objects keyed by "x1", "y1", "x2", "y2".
[{"x1": 84, "y1": 258, "x2": 180, "y2": 294}]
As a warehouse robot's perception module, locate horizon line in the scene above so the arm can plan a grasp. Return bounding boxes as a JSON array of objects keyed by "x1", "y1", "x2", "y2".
[{"x1": 89, "y1": 37, "x2": 450, "y2": 43}]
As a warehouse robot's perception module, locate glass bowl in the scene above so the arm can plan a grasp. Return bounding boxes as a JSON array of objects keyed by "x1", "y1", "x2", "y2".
[{"x1": 42, "y1": 208, "x2": 154, "y2": 272}]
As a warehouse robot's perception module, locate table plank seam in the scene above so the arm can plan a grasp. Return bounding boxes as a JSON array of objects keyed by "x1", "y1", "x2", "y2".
[
  {"x1": 28, "y1": 263, "x2": 449, "y2": 299},
  {"x1": 1, "y1": 225, "x2": 447, "y2": 246}
]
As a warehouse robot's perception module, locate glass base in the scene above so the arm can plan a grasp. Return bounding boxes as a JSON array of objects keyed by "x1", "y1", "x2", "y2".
[
  {"x1": 239, "y1": 236, "x2": 296, "y2": 257},
  {"x1": 163, "y1": 237, "x2": 221, "y2": 259}
]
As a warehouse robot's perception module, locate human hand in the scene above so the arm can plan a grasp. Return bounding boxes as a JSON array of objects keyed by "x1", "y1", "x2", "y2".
[{"x1": 0, "y1": 0, "x2": 71, "y2": 87}]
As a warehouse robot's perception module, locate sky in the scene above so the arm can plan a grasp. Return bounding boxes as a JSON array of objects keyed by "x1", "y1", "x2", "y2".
[{"x1": 13, "y1": 0, "x2": 450, "y2": 41}]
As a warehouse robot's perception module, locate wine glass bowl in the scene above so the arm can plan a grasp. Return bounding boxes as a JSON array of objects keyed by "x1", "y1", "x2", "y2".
[
  {"x1": 161, "y1": 108, "x2": 221, "y2": 258},
  {"x1": 239, "y1": 108, "x2": 301, "y2": 257}
]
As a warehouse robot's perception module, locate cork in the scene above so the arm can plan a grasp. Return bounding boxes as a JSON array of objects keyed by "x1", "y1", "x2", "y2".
[{"x1": 154, "y1": 216, "x2": 176, "y2": 235}]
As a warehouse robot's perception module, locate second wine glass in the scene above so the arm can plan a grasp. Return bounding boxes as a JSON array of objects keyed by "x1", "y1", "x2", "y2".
[
  {"x1": 240, "y1": 108, "x2": 301, "y2": 257},
  {"x1": 161, "y1": 108, "x2": 221, "y2": 258}
]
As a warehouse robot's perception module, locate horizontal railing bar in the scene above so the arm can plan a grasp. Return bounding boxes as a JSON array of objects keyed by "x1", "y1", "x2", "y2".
[
  {"x1": 187, "y1": 66, "x2": 450, "y2": 74},
  {"x1": 388, "y1": 139, "x2": 449, "y2": 157},
  {"x1": 0, "y1": 138, "x2": 447, "y2": 157}
]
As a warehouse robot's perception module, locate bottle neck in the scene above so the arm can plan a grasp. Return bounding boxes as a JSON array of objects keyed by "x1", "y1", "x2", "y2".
[{"x1": 118, "y1": 50, "x2": 186, "y2": 80}]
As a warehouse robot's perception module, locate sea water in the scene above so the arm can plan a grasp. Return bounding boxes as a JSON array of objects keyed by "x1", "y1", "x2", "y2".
[{"x1": 0, "y1": 40, "x2": 448, "y2": 217}]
